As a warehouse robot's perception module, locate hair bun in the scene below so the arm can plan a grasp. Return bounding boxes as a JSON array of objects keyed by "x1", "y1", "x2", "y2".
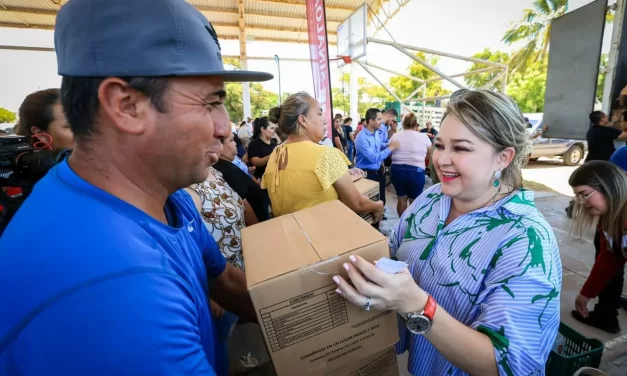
[{"x1": 268, "y1": 106, "x2": 281, "y2": 124}]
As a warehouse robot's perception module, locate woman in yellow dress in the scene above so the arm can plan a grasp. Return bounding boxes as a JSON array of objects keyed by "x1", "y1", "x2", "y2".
[{"x1": 262, "y1": 92, "x2": 384, "y2": 220}]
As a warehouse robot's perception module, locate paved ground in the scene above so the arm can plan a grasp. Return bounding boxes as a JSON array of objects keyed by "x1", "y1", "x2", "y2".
[{"x1": 231, "y1": 158, "x2": 627, "y2": 375}]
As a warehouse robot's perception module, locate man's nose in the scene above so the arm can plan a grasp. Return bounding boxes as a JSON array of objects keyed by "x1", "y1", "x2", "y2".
[{"x1": 213, "y1": 105, "x2": 230, "y2": 139}]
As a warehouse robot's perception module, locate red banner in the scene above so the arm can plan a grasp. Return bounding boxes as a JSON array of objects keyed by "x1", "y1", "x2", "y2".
[{"x1": 306, "y1": 0, "x2": 333, "y2": 139}]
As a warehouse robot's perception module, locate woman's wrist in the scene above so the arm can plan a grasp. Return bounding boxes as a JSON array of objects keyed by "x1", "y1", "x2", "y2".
[{"x1": 398, "y1": 284, "x2": 428, "y2": 315}]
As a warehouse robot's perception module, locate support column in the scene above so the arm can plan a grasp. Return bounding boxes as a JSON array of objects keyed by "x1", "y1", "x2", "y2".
[
  {"x1": 603, "y1": 0, "x2": 625, "y2": 113},
  {"x1": 238, "y1": 0, "x2": 251, "y2": 120},
  {"x1": 350, "y1": 62, "x2": 359, "y2": 121}
]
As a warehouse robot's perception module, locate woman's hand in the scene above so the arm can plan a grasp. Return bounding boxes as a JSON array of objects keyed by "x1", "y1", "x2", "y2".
[
  {"x1": 575, "y1": 294, "x2": 591, "y2": 318},
  {"x1": 333, "y1": 255, "x2": 427, "y2": 314},
  {"x1": 349, "y1": 168, "x2": 366, "y2": 178},
  {"x1": 372, "y1": 201, "x2": 385, "y2": 223}
]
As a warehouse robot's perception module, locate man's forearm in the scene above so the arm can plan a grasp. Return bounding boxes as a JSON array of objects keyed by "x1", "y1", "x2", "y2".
[{"x1": 211, "y1": 264, "x2": 257, "y2": 322}]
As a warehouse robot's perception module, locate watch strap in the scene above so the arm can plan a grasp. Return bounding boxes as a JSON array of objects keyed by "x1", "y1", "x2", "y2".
[{"x1": 422, "y1": 294, "x2": 437, "y2": 320}]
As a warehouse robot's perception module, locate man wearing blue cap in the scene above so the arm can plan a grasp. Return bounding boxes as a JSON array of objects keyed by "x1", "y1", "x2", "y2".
[{"x1": 0, "y1": 0, "x2": 273, "y2": 375}]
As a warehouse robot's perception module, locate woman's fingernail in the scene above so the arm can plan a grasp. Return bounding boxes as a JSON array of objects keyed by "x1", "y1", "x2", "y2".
[
  {"x1": 335, "y1": 289, "x2": 342, "y2": 295},
  {"x1": 349, "y1": 255, "x2": 357, "y2": 263},
  {"x1": 333, "y1": 276, "x2": 340, "y2": 285},
  {"x1": 343, "y1": 263, "x2": 350, "y2": 272}
]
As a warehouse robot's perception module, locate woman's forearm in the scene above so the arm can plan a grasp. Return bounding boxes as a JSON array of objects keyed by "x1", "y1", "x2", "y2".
[{"x1": 424, "y1": 306, "x2": 498, "y2": 376}]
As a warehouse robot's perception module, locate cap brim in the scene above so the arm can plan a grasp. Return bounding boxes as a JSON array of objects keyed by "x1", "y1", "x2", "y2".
[{"x1": 217, "y1": 70, "x2": 274, "y2": 82}]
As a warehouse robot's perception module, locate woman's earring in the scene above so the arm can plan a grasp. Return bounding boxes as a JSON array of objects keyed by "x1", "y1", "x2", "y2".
[{"x1": 493, "y1": 169, "x2": 502, "y2": 188}]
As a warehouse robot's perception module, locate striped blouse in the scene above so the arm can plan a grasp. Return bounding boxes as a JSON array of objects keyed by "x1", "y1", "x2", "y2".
[{"x1": 388, "y1": 184, "x2": 562, "y2": 376}]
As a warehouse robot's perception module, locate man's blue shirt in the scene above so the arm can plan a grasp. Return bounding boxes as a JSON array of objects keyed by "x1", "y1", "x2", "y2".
[
  {"x1": 610, "y1": 145, "x2": 627, "y2": 171},
  {"x1": 355, "y1": 126, "x2": 391, "y2": 171},
  {"x1": 0, "y1": 160, "x2": 226, "y2": 375}
]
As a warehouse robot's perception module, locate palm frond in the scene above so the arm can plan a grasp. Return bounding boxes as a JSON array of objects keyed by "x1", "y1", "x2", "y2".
[
  {"x1": 533, "y1": 0, "x2": 551, "y2": 14},
  {"x1": 523, "y1": 9, "x2": 537, "y2": 22},
  {"x1": 509, "y1": 40, "x2": 539, "y2": 74},
  {"x1": 538, "y1": 24, "x2": 551, "y2": 61},
  {"x1": 502, "y1": 21, "x2": 543, "y2": 43},
  {"x1": 548, "y1": 0, "x2": 569, "y2": 12}
]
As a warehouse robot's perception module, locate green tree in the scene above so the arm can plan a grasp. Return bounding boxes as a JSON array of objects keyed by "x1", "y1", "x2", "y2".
[
  {"x1": 503, "y1": 0, "x2": 568, "y2": 73},
  {"x1": 597, "y1": 53, "x2": 608, "y2": 104},
  {"x1": 221, "y1": 57, "x2": 280, "y2": 120},
  {"x1": 388, "y1": 52, "x2": 451, "y2": 103},
  {"x1": 506, "y1": 59, "x2": 548, "y2": 112},
  {"x1": 225, "y1": 82, "x2": 244, "y2": 122},
  {"x1": 464, "y1": 49, "x2": 510, "y2": 90},
  {"x1": 331, "y1": 73, "x2": 394, "y2": 117},
  {"x1": 0, "y1": 108, "x2": 16, "y2": 123}
]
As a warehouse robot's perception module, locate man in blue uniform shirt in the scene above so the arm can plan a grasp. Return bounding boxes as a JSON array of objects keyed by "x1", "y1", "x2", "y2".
[
  {"x1": 355, "y1": 108, "x2": 399, "y2": 209},
  {"x1": 0, "y1": 0, "x2": 273, "y2": 375}
]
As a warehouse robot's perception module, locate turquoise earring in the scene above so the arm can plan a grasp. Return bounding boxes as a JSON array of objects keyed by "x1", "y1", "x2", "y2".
[{"x1": 493, "y1": 169, "x2": 502, "y2": 187}]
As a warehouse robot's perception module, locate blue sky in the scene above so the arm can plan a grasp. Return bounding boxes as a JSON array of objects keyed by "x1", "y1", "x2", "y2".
[{"x1": 0, "y1": 0, "x2": 612, "y2": 112}]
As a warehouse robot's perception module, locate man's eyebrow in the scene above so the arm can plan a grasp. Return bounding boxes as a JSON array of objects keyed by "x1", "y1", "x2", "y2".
[{"x1": 206, "y1": 89, "x2": 227, "y2": 101}]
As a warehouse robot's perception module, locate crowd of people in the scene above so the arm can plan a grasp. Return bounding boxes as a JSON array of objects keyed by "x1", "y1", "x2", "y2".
[{"x1": 0, "y1": 0, "x2": 625, "y2": 375}]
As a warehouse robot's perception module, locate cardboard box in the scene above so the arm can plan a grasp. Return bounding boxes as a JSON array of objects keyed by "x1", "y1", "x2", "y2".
[
  {"x1": 327, "y1": 346, "x2": 399, "y2": 376},
  {"x1": 353, "y1": 177, "x2": 381, "y2": 223},
  {"x1": 242, "y1": 201, "x2": 399, "y2": 375}
]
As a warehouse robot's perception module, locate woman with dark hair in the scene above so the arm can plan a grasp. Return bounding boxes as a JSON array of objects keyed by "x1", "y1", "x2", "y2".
[
  {"x1": 15, "y1": 88, "x2": 74, "y2": 152},
  {"x1": 569, "y1": 161, "x2": 627, "y2": 334},
  {"x1": 247, "y1": 116, "x2": 277, "y2": 180}
]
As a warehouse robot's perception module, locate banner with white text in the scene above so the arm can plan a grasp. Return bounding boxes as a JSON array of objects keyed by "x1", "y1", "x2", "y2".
[{"x1": 306, "y1": 0, "x2": 334, "y2": 139}]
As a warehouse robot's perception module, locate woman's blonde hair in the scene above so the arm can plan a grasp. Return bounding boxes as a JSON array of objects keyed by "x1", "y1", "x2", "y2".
[
  {"x1": 568, "y1": 161, "x2": 627, "y2": 257},
  {"x1": 402, "y1": 112, "x2": 418, "y2": 130},
  {"x1": 268, "y1": 91, "x2": 314, "y2": 136},
  {"x1": 442, "y1": 89, "x2": 527, "y2": 190}
]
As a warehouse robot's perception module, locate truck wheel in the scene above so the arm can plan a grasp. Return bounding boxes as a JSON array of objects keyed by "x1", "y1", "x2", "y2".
[{"x1": 563, "y1": 145, "x2": 583, "y2": 166}]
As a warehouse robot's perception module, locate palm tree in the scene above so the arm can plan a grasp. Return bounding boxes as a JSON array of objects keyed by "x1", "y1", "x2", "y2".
[{"x1": 502, "y1": 0, "x2": 569, "y2": 74}]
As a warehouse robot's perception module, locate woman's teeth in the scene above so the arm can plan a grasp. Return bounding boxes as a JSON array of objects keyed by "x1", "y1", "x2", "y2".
[{"x1": 442, "y1": 172, "x2": 460, "y2": 178}]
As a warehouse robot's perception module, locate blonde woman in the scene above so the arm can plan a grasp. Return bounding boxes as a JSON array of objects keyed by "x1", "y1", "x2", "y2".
[
  {"x1": 262, "y1": 92, "x2": 383, "y2": 220},
  {"x1": 569, "y1": 161, "x2": 627, "y2": 334},
  {"x1": 333, "y1": 89, "x2": 561, "y2": 376}
]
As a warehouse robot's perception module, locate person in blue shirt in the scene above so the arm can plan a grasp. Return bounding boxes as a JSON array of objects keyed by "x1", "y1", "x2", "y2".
[
  {"x1": 610, "y1": 144, "x2": 627, "y2": 171},
  {"x1": 377, "y1": 108, "x2": 397, "y2": 145},
  {"x1": 0, "y1": 1, "x2": 273, "y2": 375},
  {"x1": 355, "y1": 108, "x2": 400, "y2": 209}
]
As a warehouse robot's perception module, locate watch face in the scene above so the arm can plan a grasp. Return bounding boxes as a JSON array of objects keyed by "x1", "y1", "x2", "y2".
[{"x1": 407, "y1": 315, "x2": 431, "y2": 334}]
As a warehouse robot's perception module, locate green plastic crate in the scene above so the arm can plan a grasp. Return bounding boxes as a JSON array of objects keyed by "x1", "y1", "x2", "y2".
[{"x1": 546, "y1": 323, "x2": 604, "y2": 376}]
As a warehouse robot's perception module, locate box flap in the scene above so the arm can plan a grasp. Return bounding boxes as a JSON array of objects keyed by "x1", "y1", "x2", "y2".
[
  {"x1": 350, "y1": 174, "x2": 362, "y2": 182},
  {"x1": 292, "y1": 200, "x2": 385, "y2": 260},
  {"x1": 353, "y1": 178, "x2": 379, "y2": 193},
  {"x1": 242, "y1": 214, "x2": 321, "y2": 287}
]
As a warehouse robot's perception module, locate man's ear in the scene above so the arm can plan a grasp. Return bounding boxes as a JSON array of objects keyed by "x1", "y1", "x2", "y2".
[{"x1": 97, "y1": 78, "x2": 151, "y2": 136}]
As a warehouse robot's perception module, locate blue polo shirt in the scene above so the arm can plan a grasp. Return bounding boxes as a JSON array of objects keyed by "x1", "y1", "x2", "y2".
[{"x1": 0, "y1": 160, "x2": 226, "y2": 375}]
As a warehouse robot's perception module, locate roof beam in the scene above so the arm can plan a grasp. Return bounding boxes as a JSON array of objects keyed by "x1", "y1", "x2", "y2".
[
  {"x1": 238, "y1": 0, "x2": 247, "y2": 61},
  {"x1": 0, "y1": 5, "x2": 346, "y2": 22},
  {"x1": 0, "y1": 21, "x2": 336, "y2": 36},
  {"x1": 0, "y1": 22, "x2": 336, "y2": 45},
  {"x1": 254, "y1": 0, "x2": 353, "y2": 12}
]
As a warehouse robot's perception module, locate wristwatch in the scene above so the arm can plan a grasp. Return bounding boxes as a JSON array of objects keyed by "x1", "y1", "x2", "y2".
[{"x1": 402, "y1": 294, "x2": 437, "y2": 335}]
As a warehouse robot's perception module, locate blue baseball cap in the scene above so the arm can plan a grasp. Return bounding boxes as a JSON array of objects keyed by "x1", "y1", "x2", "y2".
[{"x1": 54, "y1": 0, "x2": 273, "y2": 82}]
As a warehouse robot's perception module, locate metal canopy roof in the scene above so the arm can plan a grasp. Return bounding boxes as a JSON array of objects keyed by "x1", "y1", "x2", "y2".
[{"x1": 0, "y1": 0, "x2": 392, "y2": 46}]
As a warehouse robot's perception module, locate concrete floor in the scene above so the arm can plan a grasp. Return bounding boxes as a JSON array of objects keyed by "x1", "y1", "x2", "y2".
[{"x1": 231, "y1": 159, "x2": 627, "y2": 375}]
